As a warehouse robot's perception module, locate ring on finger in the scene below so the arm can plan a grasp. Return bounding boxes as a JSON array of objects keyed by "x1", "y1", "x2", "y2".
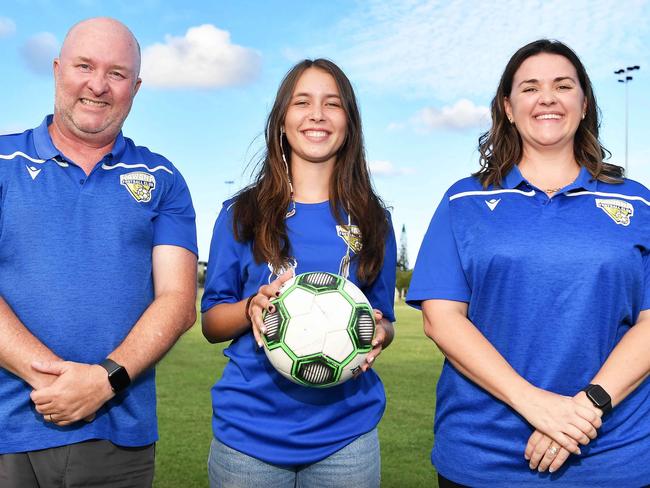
[
  {"x1": 48, "y1": 413, "x2": 54, "y2": 422},
  {"x1": 547, "y1": 445, "x2": 559, "y2": 457}
]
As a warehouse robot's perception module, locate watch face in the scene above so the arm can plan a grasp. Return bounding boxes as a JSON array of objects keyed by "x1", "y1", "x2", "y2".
[
  {"x1": 587, "y1": 385, "x2": 610, "y2": 407},
  {"x1": 109, "y1": 367, "x2": 131, "y2": 392}
]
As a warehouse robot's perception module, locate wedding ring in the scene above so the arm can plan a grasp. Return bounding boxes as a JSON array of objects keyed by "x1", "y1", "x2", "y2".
[{"x1": 547, "y1": 445, "x2": 559, "y2": 456}]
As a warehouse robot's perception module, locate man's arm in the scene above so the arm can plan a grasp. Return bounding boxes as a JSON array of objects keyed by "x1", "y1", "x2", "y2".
[
  {"x1": 31, "y1": 245, "x2": 197, "y2": 425},
  {"x1": 0, "y1": 297, "x2": 62, "y2": 389}
]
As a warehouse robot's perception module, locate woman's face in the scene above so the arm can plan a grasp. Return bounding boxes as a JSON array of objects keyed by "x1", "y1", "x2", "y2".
[
  {"x1": 504, "y1": 53, "x2": 586, "y2": 153},
  {"x1": 283, "y1": 67, "x2": 348, "y2": 167}
]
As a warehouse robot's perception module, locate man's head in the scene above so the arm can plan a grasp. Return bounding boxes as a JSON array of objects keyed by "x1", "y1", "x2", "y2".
[{"x1": 53, "y1": 17, "x2": 142, "y2": 147}]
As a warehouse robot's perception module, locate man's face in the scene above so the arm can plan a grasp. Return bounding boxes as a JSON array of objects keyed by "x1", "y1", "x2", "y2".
[{"x1": 53, "y1": 20, "x2": 141, "y2": 146}]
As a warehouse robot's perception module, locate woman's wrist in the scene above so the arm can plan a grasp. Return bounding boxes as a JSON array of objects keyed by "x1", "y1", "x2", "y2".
[{"x1": 244, "y1": 294, "x2": 256, "y2": 323}]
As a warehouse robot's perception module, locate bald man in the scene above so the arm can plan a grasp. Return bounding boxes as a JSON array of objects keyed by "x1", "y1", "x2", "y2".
[{"x1": 0, "y1": 18, "x2": 197, "y2": 487}]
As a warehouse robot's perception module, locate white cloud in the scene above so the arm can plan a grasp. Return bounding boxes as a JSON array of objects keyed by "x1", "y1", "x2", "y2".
[
  {"x1": 0, "y1": 123, "x2": 28, "y2": 135},
  {"x1": 141, "y1": 24, "x2": 261, "y2": 89},
  {"x1": 21, "y1": 32, "x2": 58, "y2": 76},
  {"x1": 369, "y1": 160, "x2": 415, "y2": 177},
  {"x1": 331, "y1": 0, "x2": 650, "y2": 100},
  {"x1": 0, "y1": 17, "x2": 16, "y2": 38},
  {"x1": 410, "y1": 99, "x2": 490, "y2": 132}
]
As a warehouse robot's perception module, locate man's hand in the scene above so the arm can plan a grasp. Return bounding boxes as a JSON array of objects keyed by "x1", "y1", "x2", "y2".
[{"x1": 30, "y1": 360, "x2": 114, "y2": 426}]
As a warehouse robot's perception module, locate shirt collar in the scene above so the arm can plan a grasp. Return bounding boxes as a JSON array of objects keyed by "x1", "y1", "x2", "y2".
[
  {"x1": 502, "y1": 164, "x2": 598, "y2": 192},
  {"x1": 33, "y1": 114, "x2": 127, "y2": 164},
  {"x1": 503, "y1": 165, "x2": 526, "y2": 189}
]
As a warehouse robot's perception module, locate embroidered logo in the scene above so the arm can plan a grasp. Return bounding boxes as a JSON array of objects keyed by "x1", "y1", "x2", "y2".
[
  {"x1": 595, "y1": 198, "x2": 634, "y2": 226},
  {"x1": 485, "y1": 198, "x2": 501, "y2": 211},
  {"x1": 336, "y1": 225, "x2": 363, "y2": 253},
  {"x1": 267, "y1": 258, "x2": 298, "y2": 284},
  {"x1": 120, "y1": 171, "x2": 156, "y2": 203},
  {"x1": 26, "y1": 165, "x2": 41, "y2": 180}
]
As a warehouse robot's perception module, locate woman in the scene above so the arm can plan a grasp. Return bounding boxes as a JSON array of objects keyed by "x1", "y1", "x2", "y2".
[
  {"x1": 201, "y1": 59, "x2": 396, "y2": 487},
  {"x1": 407, "y1": 39, "x2": 650, "y2": 487}
]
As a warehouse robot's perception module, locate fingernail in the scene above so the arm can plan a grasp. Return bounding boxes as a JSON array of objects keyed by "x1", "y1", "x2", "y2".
[
  {"x1": 549, "y1": 467, "x2": 556, "y2": 473},
  {"x1": 524, "y1": 455, "x2": 530, "y2": 460},
  {"x1": 529, "y1": 464, "x2": 534, "y2": 470},
  {"x1": 367, "y1": 356, "x2": 374, "y2": 363},
  {"x1": 577, "y1": 449, "x2": 581, "y2": 455},
  {"x1": 257, "y1": 341, "x2": 263, "y2": 348},
  {"x1": 372, "y1": 340, "x2": 378, "y2": 346},
  {"x1": 260, "y1": 327, "x2": 266, "y2": 334}
]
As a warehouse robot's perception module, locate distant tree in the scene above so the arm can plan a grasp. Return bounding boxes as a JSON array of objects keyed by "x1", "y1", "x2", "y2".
[
  {"x1": 396, "y1": 269, "x2": 413, "y2": 301},
  {"x1": 395, "y1": 224, "x2": 412, "y2": 300},
  {"x1": 197, "y1": 261, "x2": 207, "y2": 288},
  {"x1": 397, "y1": 224, "x2": 409, "y2": 271}
]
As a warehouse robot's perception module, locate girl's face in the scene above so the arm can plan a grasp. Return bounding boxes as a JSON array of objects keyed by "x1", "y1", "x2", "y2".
[
  {"x1": 504, "y1": 53, "x2": 586, "y2": 153},
  {"x1": 283, "y1": 67, "x2": 348, "y2": 167}
]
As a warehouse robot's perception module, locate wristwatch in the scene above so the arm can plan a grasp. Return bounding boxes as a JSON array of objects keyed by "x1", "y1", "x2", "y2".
[
  {"x1": 99, "y1": 359, "x2": 131, "y2": 393},
  {"x1": 582, "y1": 384, "x2": 612, "y2": 414}
]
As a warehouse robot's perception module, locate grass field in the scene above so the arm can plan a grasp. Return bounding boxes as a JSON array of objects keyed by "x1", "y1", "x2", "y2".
[{"x1": 154, "y1": 302, "x2": 443, "y2": 487}]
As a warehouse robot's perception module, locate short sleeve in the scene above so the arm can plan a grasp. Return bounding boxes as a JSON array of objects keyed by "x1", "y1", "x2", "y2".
[
  {"x1": 642, "y1": 252, "x2": 650, "y2": 311},
  {"x1": 152, "y1": 169, "x2": 198, "y2": 255},
  {"x1": 406, "y1": 192, "x2": 470, "y2": 309},
  {"x1": 361, "y1": 211, "x2": 397, "y2": 323},
  {"x1": 201, "y1": 204, "x2": 243, "y2": 312}
]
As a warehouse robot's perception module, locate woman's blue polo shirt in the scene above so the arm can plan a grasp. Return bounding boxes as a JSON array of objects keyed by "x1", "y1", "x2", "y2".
[{"x1": 407, "y1": 166, "x2": 650, "y2": 487}]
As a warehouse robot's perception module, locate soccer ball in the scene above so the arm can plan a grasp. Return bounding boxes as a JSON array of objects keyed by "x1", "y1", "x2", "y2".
[{"x1": 262, "y1": 271, "x2": 376, "y2": 388}]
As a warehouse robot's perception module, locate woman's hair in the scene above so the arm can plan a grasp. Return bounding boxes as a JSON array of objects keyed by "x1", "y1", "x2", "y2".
[
  {"x1": 476, "y1": 39, "x2": 623, "y2": 187},
  {"x1": 232, "y1": 58, "x2": 388, "y2": 284}
]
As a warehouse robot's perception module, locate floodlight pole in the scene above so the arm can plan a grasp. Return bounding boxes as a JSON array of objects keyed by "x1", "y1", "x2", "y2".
[{"x1": 614, "y1": 65, "x2": 640, "y2": 175}]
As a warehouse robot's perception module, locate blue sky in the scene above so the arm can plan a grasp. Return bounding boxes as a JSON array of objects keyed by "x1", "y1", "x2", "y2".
[{"x1": 1, "y1": 0, "x2": 649, "y2": 262}]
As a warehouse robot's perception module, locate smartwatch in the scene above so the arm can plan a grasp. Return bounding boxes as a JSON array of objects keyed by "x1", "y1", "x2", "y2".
[
  {"x1": 99, "y1": 359, "x2": 131, "y2": 393},
  {"x1": 582, "y1": 384, "x2": 612, "y2": 415}
]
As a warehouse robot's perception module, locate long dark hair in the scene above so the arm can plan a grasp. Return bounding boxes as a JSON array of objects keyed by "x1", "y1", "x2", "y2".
[
  {"x1": 232, "y1": 59, "x2": 388, "y2": 284},
  {"x1": 476, "y1": 39, "x2": 622, "y2": 187}
]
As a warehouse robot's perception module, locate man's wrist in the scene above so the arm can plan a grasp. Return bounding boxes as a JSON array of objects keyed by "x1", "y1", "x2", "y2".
[{"x1": 98, "y1": 358, "x2": 131, "y2": 393}]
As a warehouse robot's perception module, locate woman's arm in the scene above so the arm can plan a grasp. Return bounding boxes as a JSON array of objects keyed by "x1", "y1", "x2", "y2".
[
  {"x1": 527, "y1": 309, "x2": 650, "y2": 473},
  {"x1": 423, "y1": 299, "x2": 601, "y2": 455},
  {"x1": 202, "y1": 271, "x2": 294, "y2": 344}
]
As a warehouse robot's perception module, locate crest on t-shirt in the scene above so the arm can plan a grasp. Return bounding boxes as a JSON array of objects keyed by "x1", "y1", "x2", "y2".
[
  {"x1": 595, "y1": 198, "x2": 634, "y2": 226},
  {"x1": 267, "y1": 258, "x2": 298, "y2": 283},
  {"x1": 336, "y1": 225, "x2": 362, "y2": 253},
  {"x1": 120, "y1": 171, "x2": 156, "y2": 203}
]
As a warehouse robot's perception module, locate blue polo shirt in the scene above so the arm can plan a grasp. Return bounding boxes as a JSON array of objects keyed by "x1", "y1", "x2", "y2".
[
  {"x1": 201, "y1": 200, "x2": 396, "y2": 465},
  {"x1": 407, "y1": 166, "x2": 650, "y2": 487},
  {"x1": 0, "y1": 116, "x2": 197, "y2": 454}
]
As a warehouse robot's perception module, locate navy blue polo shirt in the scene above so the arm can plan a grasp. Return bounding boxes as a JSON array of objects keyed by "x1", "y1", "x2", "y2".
[
  {"x1": 407, "y1": 166, "x2": 650, "y2": 486},
  {"x1": 0, "y1": 116, "x2": 197, "y2": 454}
]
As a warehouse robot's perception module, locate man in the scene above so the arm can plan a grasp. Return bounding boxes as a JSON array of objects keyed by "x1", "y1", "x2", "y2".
[{"x1": 0, "y1": 17, "x2": 197, "y2": 487}]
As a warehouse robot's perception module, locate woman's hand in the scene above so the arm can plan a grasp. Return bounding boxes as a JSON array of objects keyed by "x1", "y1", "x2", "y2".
[
  {"x1": 516, "y1": 387, "x2": 602, "y2": 455},
  {"x1": 248, "y1": 270, "x2": 294, "y2": 347},
  {"x1": 524, "y1": 391, "x2": 603, "y2": 472},
  {"x1": 357, "y1": 310, "x2": 394, "y2": 374}
]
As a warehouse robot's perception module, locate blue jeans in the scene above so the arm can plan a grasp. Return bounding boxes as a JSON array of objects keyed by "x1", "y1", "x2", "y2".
[{"x1": 208, "y1": 429, "x2": 380, "y2": 488}]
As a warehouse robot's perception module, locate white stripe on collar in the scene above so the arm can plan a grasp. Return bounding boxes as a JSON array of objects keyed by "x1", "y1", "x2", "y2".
[
  {"x1": 449, "y1": 188, "x2": 536, "y2": 201},
  {"x1": 0, "y1": 151, "x2": 45, "y2": 164},
  {"x1": 101, "y1": 162, "x2": 173, "y2": 175},
  {"x1": 566, "y1": 190, "x2": 650, "y2": 207}
]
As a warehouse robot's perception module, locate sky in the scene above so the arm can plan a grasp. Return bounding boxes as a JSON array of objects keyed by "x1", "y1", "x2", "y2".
[{"x1": 1, "y1": 0, "x2": 649, "y2": 263}]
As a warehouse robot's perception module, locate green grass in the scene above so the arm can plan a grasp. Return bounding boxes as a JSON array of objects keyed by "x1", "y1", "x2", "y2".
[{"x1": 154, "y1": 302, "x2": 443, "y2": 487}]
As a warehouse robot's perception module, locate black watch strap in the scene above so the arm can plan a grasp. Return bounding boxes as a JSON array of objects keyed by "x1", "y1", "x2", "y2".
[
  {"x1": 99, "y1": 358, "x2": 131, "y2": 393},
  {"x1": 582, "y1": 384, "x2": 612, "y2": 415}
]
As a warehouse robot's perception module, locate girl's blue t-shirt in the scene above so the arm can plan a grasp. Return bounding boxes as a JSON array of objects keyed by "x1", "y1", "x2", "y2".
[{"x1": 202, "y1": 200, "x2": 397, "y2": 466}]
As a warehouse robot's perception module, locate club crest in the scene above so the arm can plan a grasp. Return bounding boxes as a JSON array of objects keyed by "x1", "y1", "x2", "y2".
[
  {"x1": 336, "y1": 225, "x2": 362, "y2": 253},
  {"x1": 120, "y1": 171, "x2": 156, "y2": 203},
  {"x1": 595, "y1": 198, "x2": 634, "y2": 226}
]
